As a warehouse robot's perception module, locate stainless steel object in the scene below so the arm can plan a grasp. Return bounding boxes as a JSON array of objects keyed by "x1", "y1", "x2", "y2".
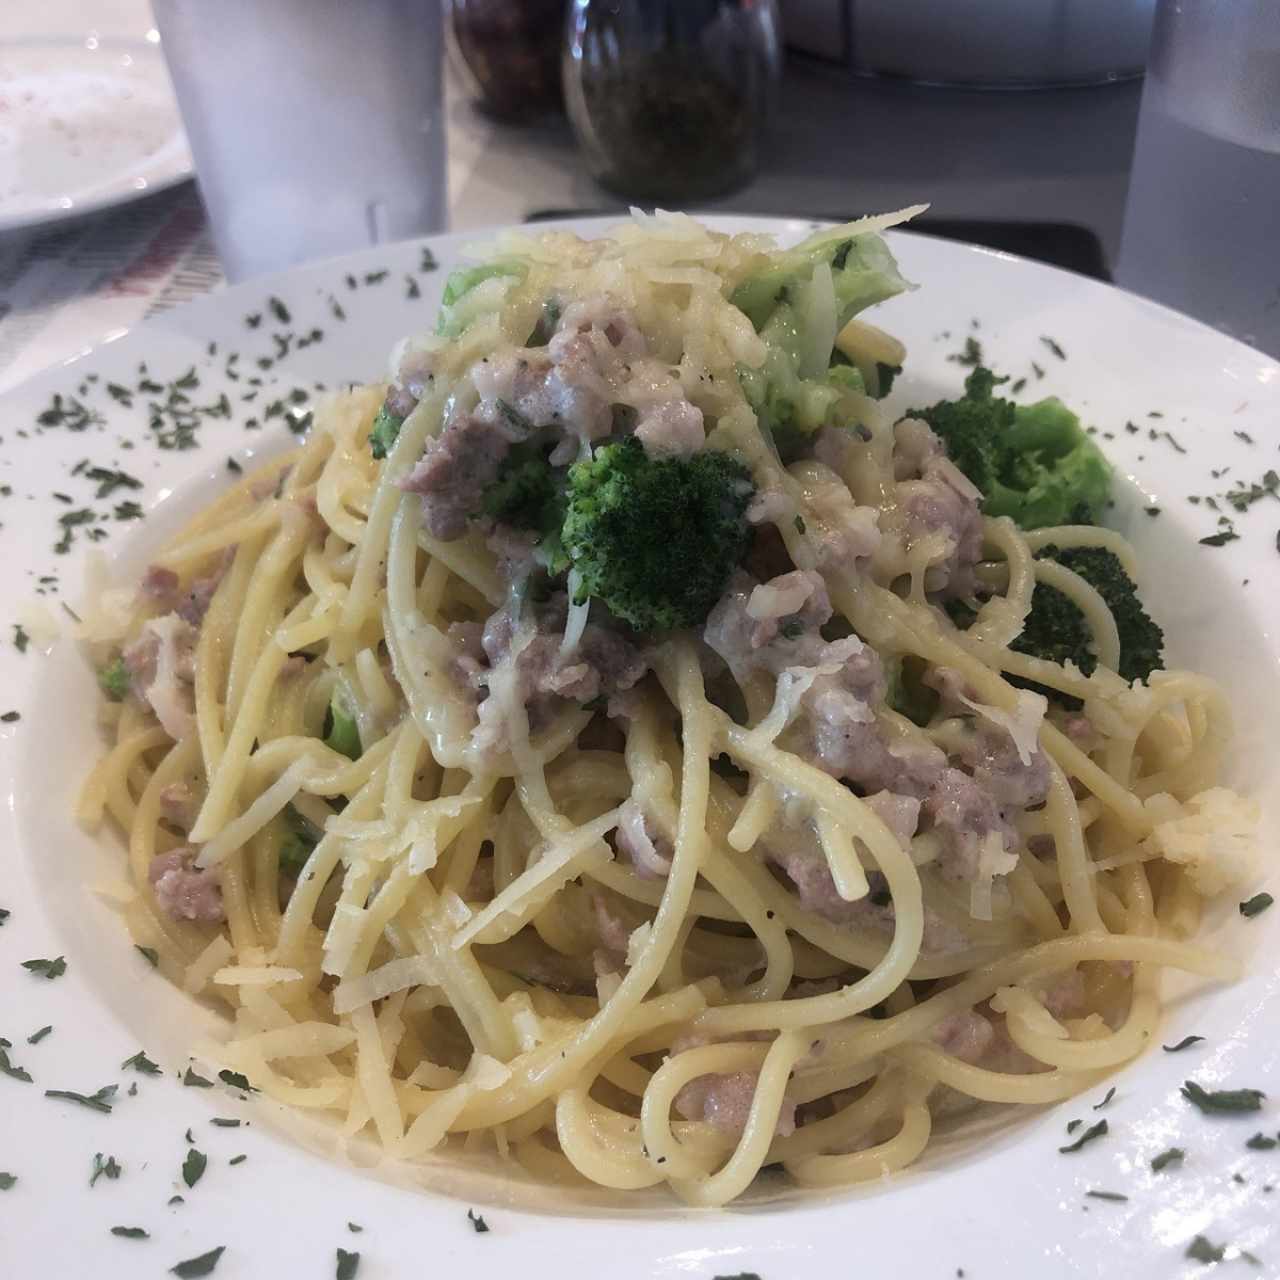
[{"x1": 781, "y1": 0, "x2": 1156, "y2": 87}]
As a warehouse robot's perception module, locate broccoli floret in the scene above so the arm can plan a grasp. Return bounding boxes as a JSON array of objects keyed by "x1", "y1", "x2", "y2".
[
  {"x1": 474, "y1": 440, "x2": 570, "y2": 573},
  {"x1": 278, "y1": 804, "x2": 320, "y2": 878},
  {"x1": 1010, "y1": 544, "x2": 1164, "y2": 704},
  {"x1": 480, "y1": 441, "x2": 562, "y2": 529},
  {"x1": 733, "y1": 226, "x2": 909, "y2": 439},
  {"x1": 323, "y1": 692, "x2": 361, "y2": 760},
  {"x1": 561, "y1": 437, "x2": 754, "y2": 632},
  {"x1": 1046, "y1": 545, "x2": 1163, "y2": 685},
  {"x1": 436, "y1": 260, "x2": 528, "y2": 338},
  {"x1": 911, "y1": 367, "x2": 1112, "y2": 529},
  {"x1": 369, "y1": 404, "x2": 403, "y2": 460},
  {"x1": 98, "y1": 656, "x2": 130, "y2": 701}
]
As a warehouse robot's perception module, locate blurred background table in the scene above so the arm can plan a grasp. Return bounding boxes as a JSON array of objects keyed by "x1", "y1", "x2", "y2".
[{"x1": 0, "y1": 0, "x2": 1142, "y2": 393}]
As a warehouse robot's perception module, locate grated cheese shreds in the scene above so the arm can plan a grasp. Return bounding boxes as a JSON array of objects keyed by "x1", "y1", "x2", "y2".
[
  {"x1": 183, "y1": 934, "x2": 234, "y2": 994},
  {"x1": 1141, "y1": 787, "x2": 1259, "y2": 896},
  {"x1": 236, "y1": 1021, "x2": 357, "y2": 1061},
  {"x1": 450, "y1": 807, "x2": 620, "y2": 949},
  {"x1": 958, "y1": 688, "x2": 1047, "y2": 767},
  {"x1": 970, "y1": 831, "x2": 1018, "y2": 922},
  {"x1": 213, "y1": 965, "x2": 304, "y2": 986},
  {"x1": 333, "y1": 955, "x2": 443, "y2": 1015}
]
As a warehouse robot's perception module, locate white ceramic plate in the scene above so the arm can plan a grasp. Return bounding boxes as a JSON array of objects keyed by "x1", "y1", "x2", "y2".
[
  {"x1": 2, "y1": 218, "x2": 1279, "y2": 1279},
  {"x1": 0, "y1": 34, "x2": 192, "y2": 233}
]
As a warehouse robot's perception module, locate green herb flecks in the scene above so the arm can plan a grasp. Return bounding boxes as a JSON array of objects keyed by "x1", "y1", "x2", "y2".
[
  {"x1": 182, "y1": 1148, "x2": 207, "y2": 1188},
  {"x1": 218, "y1": 1069, "x2": 255, "y2": 1093},
  {"x1": 337, "y1": 1247, "x2": 361, "y2": 1279},
  {"x1": 22, "y1": 956, "x2": 66, "y2": 979},
  {"x1": 90, "y1": 1153, "x2": 123, "y2": 1187},
  {"x1": 1059, "y1": 1118, "x2": 1108, "y2": 1153},
  {"x1": 1151, "y1": 1147, "x2": 1185, "y2": 1172},
  {"x1": 1085, "y1": 1189, "x2": 1128, "y2": 1202},
  {"x1": 135, "y1": 945, "x2": 159, "y2": 968},
  {"x1": 1093, "y1": 1087, "x2": 1116, "y2": 1110},
  {"x1": 45, "y1": 1084, "x2": 117, "y2": 1113},
  {"x1": 467, "y1": 1208, "x2": 490, "y2": 1233},
  {"x1": 183, "y1": 1067, "x2": 214, "y2": 1088},
  {"x1": 1246, "y1": 1133, "x2": 1277, "y2": 1150},
  {"x1": 26, "y1": 1025, "x2": 52, "y2": 1045},
  {"x1": 1181, "y1": 1080, "x2": 1265, "y2": 1114},
  {"x1": 949, "y1": 336, "x2": 984, "y2": 367},
  {"x1": 0, "y1": 1172, "x2": 16, "y2": 1190},
  {"x1": 170, "y1": 1245, "x2": 225, "y2": 1277},
  {"x1": 1163, "y1": 1036, "x2": 1206, "y2": 1053},
  {"x1": 0, "y1": 1043, "x2": 33, "y2": 1083},
  {"x1": 1240, "y1": 893, "x2": 1273, "y2": 918},
  {"x1": 111, "y1": 1226, "x2": 149, "y2": 1239},
  {"x1": 122, "y1": 1049, "x2": 161, "y2": 1075}
]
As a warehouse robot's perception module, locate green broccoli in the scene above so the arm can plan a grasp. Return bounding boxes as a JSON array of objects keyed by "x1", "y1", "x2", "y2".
[
  {"x1": 369, "y1": 404, "x2": 403, "y2": 460},
  {"x1": 436, "y1": 260, "x2": 527, "y2": 338},
  {"x1": 474, "y1": 440, "x2": 570, "y2": 573},
  {"x1": 98, "y1": 656, "x2": 130, "y2": 701},
  {"x1": 278, "y1": 804, "x2": 320, "y2": 878},
  {"x1": 323, "y1": 692, "x2": 361, "y2": 760},
  {"x1": 561, "y1": 437, "x2": 754, "y2": 632},
  {"x1": 731, "y1": 230, "x2": 908, "y2": 333},
  {"x1": 733, "y1": 226, "x2": 910, "y2": 439},
  {"x1": 946, "y1": 545, "x2": 1163, "y2": 705},
  {"x1": 910, "y1": 367, "x2": 1112, "y2": 529},
  {"x1": 1001, "y1": 544, "x2": 1164, "y2": 708}
]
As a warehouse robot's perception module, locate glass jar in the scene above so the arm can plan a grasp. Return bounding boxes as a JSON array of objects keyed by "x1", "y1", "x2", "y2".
[
  {"x1": 449, "y1": 0, "x2": 566, "y2": 122},
  {"x1": 563, "y1": 0, "x2": 782, "y2": 202}
]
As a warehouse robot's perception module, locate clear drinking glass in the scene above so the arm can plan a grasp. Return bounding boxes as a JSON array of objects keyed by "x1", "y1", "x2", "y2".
[
  {"x1": 1115, "y1": 0, "x2": 1280, "y2": 356},
  {"x1": 563, "y1": 0, "x2": 783, "y2": 203},
  {"x1": 153, "y1": 0, "x2": 447, "y2": 282}
]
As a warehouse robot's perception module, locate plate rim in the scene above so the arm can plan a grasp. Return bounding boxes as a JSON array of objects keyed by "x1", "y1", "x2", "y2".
[{"x1": 1, "y1": 213, "x2": 1278, "y2": 1279}]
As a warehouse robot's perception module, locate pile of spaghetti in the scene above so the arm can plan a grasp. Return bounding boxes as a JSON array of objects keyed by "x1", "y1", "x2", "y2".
[{"x1": 80, "y1": 210, "x2": 1258, "y2": 1205}]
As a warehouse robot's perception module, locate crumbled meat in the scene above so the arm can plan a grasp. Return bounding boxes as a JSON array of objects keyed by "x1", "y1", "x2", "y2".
[
  {"x1": 464, "y1": 595, "x2": 648, "y2": 757},
  {"x1": 802, "y1": 467, "x2": 883, "y2": 572},
  {"x1": 745, "y1": 569, "x2": 831, "y2": 647},
  {"x1": 891, "y1": 417, "x2": 942, "y2": 480},
  {"x1": 141, "y1": 565, "x2": 180, "y2": 605},
  {"x1": 159, "y1": 781, "x2": 198, "y2": 832},
  {"x1": 139, "y1": 555, "x2": 228, "y2": 627},
  {"x1": 960, "y1": 725, "x2": 1050, "y2": 811},
  {"x1": 485, "y1": 525, "x2": 541, "y2": 583},
  {"x1": 929, "y1": 1009, "x2": 995, "y2": 1064},
  {"x1": 633, "y1": 397, "x2": 704, "y2": 458},
  {"x1": 675, "y1": 1069, "x2": 796, "y2": 1138},
  {"x1": 862, "y1": 790, "x2": 922, "y2": 850},
  {"x1": 400, "y1": 414, "x2": 522, "y2": 541},
  {"x1": 148, "y1": 847, "x2": 224, "y2": 923},
  {"x1": 923, "y1": 767, "x2": 1017, "y2": 882},
  {"x1": 898, "y1": 450, "x2": 985, "y2": 597}
]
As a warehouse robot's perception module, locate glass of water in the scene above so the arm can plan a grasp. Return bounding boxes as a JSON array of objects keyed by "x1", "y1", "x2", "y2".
[
  {"x1": 1115, "y1": 0, "x2": 1280, "y2": 357},
  {"x1": 153, "y1": 0, "x2": 447, "y2": 283}
]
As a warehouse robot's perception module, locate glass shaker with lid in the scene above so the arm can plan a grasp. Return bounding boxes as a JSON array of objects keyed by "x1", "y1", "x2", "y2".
[{"x1": 563, "y1": 0, "x2": 782, "y2": 202}]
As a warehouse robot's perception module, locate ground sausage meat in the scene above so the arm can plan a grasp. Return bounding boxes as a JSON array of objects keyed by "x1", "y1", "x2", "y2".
[{"x1": 148, "y1": 847, "x2": 224, "y2": 923}]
